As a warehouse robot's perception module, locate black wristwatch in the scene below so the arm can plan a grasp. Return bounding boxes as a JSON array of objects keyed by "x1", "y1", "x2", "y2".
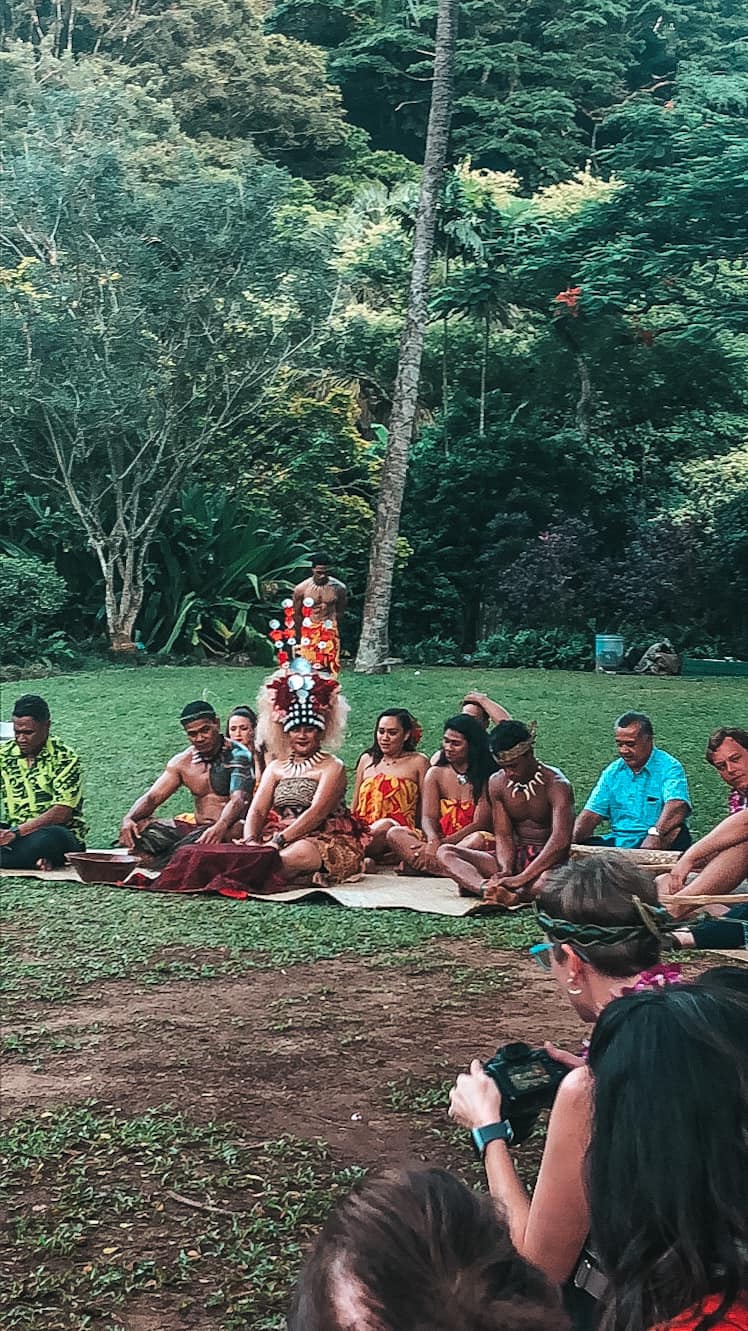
[{"x1": 471, "y1": 1120, "x2": 514, "y2": 1159}]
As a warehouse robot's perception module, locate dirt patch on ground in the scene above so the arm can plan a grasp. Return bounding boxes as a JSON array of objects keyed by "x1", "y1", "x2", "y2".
[
  {"x1": 0, "y1": 940, "x2": 726, "y2": 1331},
  {"x1": 1, "y1": 941, "x2": 712, "y2": 1164},
  {"x1": 2, "y1": 941, "x2": 587, "y2": 1164}
]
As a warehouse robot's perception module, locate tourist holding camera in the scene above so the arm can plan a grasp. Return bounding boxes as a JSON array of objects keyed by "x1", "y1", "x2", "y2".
[{"x1": 448, "y1": 854, "x2": 678, "y2": 1328}]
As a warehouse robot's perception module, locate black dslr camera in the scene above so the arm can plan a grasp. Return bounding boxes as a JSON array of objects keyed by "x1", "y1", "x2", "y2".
[{"x1": 483, "y1": 1041, "x2": 569, "y2": 1144}]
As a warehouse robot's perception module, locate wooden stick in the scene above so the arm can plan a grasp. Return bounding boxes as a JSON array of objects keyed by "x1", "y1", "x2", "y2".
[
  {"x1": 163, "y1": 1189, "x2": 243, "y2": 1218},
  {"x1": 666, "y1": 893, "x2": 748, "y2": 906}
]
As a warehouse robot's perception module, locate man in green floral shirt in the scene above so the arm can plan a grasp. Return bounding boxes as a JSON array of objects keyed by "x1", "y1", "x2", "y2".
[{"x1": 0, "y1": 694, "x2": 87, "y2": 870}]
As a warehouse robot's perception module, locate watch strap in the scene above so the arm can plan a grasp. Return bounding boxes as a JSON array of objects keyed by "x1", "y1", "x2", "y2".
[{"x1": 471, "y1": 1120, "x2": 514, "y2": 1158}]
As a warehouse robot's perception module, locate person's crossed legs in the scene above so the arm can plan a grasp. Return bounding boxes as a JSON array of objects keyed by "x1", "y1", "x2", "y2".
[{"x1": 0, "y1": 826, "x2": 82, "y2": 871}]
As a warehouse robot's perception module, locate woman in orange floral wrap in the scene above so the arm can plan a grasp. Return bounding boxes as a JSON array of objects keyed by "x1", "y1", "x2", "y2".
[
  {"x1": 352, "y1": 710, "x2": 429, "y2": 865},
  {"x1": 389, "y1": 714, "x2": 494, "y2": 875}
]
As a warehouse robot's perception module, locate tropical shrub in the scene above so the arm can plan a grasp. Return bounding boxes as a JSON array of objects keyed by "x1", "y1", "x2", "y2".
[
  {"x1": 471, "y1": 629, "x2": 591, "y2": 670},
  {"x1": 406, "y1": 636, "x2": 463, "y2": 665},
  {"x1": 136, "y1": 485, "x2": 310, "y2": 659},
  {"x1": 0, "y1": 555, "x2": 69, "y2": 664}
]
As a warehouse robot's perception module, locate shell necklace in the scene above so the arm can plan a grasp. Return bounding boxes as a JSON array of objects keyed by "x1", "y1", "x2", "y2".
[
  {"x1": 506, "y1": 767, "x2": 544, "y2": 801},
  {"x1": 283, "y1": 751, "x2": 323, "y2": 778}
]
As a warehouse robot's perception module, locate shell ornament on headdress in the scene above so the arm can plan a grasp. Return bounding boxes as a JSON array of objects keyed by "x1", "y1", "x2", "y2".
[
  {"x1": 268, "y1": 597, "x2": 336, "y2": 672},
  {"x1": 265, "y1": 600, "x2": 339, "y2": 733}
]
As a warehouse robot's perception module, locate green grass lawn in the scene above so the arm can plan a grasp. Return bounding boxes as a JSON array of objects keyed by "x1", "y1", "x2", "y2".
[
  {"x1": 1, "y1": 664, "x2": 742, "y2": 1006},
  {"x1": 2, "y1": 662, "x2": 742, "y2": 844},
  {"x1": 1, "y1": 664, "x2": 743, "y2": 1330}
]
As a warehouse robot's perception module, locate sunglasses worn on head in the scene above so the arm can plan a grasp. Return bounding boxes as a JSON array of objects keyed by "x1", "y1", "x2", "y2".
[
  {"x1": 530, "y1": 940, "x2": 591, "y2": 971},
  {"x1": 530, "y1": 943, "x2": 553, "y2": 971}
]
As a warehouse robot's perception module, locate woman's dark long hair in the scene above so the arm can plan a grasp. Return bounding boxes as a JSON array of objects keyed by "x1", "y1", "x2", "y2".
[
  {"x1": 436, "y1": 713, "x2": 494, "y2": 802},
  {"x1": 229, "y1": 705, "x2": 257, "y2": 726},
  {"x1": 587, "y1": 986, "x2": 748, "y2": 1331},
  {"x1": 364, "y1": 709, "x2": 420, "y2": 766}
]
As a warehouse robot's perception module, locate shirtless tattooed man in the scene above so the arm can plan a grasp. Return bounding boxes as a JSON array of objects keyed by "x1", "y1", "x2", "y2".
[
  {"x1": 437, "y1": 720, "x2": 574, "y2": 906},
  {"x1": 119, "y1": 701, "x2": 254, "y2": 865},
  {"x1": 293, "y1": 552, "x2": 347, "y2": 676}
]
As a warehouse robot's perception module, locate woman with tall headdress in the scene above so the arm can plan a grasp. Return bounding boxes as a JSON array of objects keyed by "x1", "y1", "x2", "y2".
[{"x1": 243, "y1": 658, "x2": 367, "y2": 885}]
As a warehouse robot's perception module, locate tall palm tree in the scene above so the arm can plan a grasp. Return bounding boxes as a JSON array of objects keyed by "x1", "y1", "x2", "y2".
[{"x1": 354, "y1": 0, "x2": 457, "y2": 672}]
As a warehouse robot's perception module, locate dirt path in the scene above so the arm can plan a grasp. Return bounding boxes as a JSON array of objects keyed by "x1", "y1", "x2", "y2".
[
  {"x1": 3, "y1": 942, "x2": 588, "y2": 1156},
  {"x1": 1, "y1": 941, "x2": 720, "y2": 1331},
  {"x1": 2, "y1": 941, "x2": 713, "y2": 1164}
]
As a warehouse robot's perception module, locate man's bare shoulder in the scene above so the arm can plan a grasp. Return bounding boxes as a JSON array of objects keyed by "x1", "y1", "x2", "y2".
[
  {"x1": 542, "y1": 766, "x2": 575, "y2": 803},
  {"x1": 488, "y1": 770, "x2": 507, "y2": 796},
  {"x1": 167, "y1": 746, "x2": 194, "y2": 773},
  {"x1": 293, "y1": 576, "x2": 313, "y2": 596}
]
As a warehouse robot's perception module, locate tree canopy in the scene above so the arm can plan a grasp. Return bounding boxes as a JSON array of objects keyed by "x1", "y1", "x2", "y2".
[{"x1": 1, "y1": 0, "x2": 746, "y2": 664}]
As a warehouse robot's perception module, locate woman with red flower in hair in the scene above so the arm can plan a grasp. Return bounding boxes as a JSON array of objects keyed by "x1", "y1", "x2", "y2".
[{"x1": 243, "y1": 659, "x2": 367, "y2": 886}]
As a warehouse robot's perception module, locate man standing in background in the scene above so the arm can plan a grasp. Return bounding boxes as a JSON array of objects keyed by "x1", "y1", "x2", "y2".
[{"x1": 293, "y1": 552, "x2": 347, "y2": 676}]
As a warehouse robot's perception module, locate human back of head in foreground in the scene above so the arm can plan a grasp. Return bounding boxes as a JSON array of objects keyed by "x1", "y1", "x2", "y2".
[
  {"x1": 287, "y1": 1165, "x2": 570, "y2": 1331},
  {"x1": 587, "y1": 983, "x2": 748, "y2": 1331},
  {"x1": 537, "y1": 851, "x2": 666, "y2": 979}
]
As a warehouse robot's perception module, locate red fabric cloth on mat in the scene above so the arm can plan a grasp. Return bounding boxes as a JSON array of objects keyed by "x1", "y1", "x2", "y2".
[{"x1": 126, "y1": 843, "x2": 285, "y2": 899}]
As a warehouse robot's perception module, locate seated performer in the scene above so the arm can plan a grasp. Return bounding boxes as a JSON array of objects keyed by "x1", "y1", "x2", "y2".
[
  {"x1": 573, "y1": 711, "x2": 692, "y2": 850},
  {"x1": 438, "y1": 721, "x2": 574, "y2": 906},
  {"x1": 228, "y1": 705, "x2": 265, "y2": 779},
  {"x1": 243, "y1": 659, "x2": 366, "y2": 884},
  {"x1": 706, "y1": 726, "x2": 748, "y2": 814},
  {"x1": 656, "y1": 727, "x2": 748, "y2": 926},
  {"x1": 352, "y1": 710, "x2": 429, "y2": 864},
  {"x1": 0, "y1": 694, "x2": 87, "y2": 869},
  {"x1": 429, "y1": 691, "x2": 511, "y2": 765},
  {"x1": 119, "y1": 702, "x2": 254, "y2": 863},
  {"x1": 293, "y1": 552, "x2": 347, "y2": 677},
  {"x1": 461, "y1": 690, "x2": 512, "y2": 727},
  {"x1": 389, "y1": 714, "x2": 493, "y2": 874},
  {"x1": 227, "y1": 706, "x2": 256, "y2": 751}
]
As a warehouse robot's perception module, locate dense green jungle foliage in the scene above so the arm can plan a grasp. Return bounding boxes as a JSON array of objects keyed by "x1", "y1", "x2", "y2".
[{"x1": 1, "y1": 0, "x2": 747, "y2": 666}]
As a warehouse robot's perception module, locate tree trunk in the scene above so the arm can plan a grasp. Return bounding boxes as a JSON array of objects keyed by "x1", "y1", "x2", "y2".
[
  {"x1": 94, "y1": 544, "x2": 144, "y2": 653},
  {"x1": 442, "y1": 243, "x2": 450, "y2": 454},
  {"x1": 575, "y1": 353, "x2": 592, "y2": 441},
  {"x1": 354, "y1": 0, "x2": 456, "y2": 672},
  {"x1": 109, "y1": 630, "x2": 138, "y2": 655},
  {"x1": 479, "y1": 313, "x2": 488, "y2": 438}
]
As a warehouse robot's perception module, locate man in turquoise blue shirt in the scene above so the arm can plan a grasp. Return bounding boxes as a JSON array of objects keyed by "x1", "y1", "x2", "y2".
[{"x1": 573, "y1": 711, "x2": 692, "y2": 851}]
